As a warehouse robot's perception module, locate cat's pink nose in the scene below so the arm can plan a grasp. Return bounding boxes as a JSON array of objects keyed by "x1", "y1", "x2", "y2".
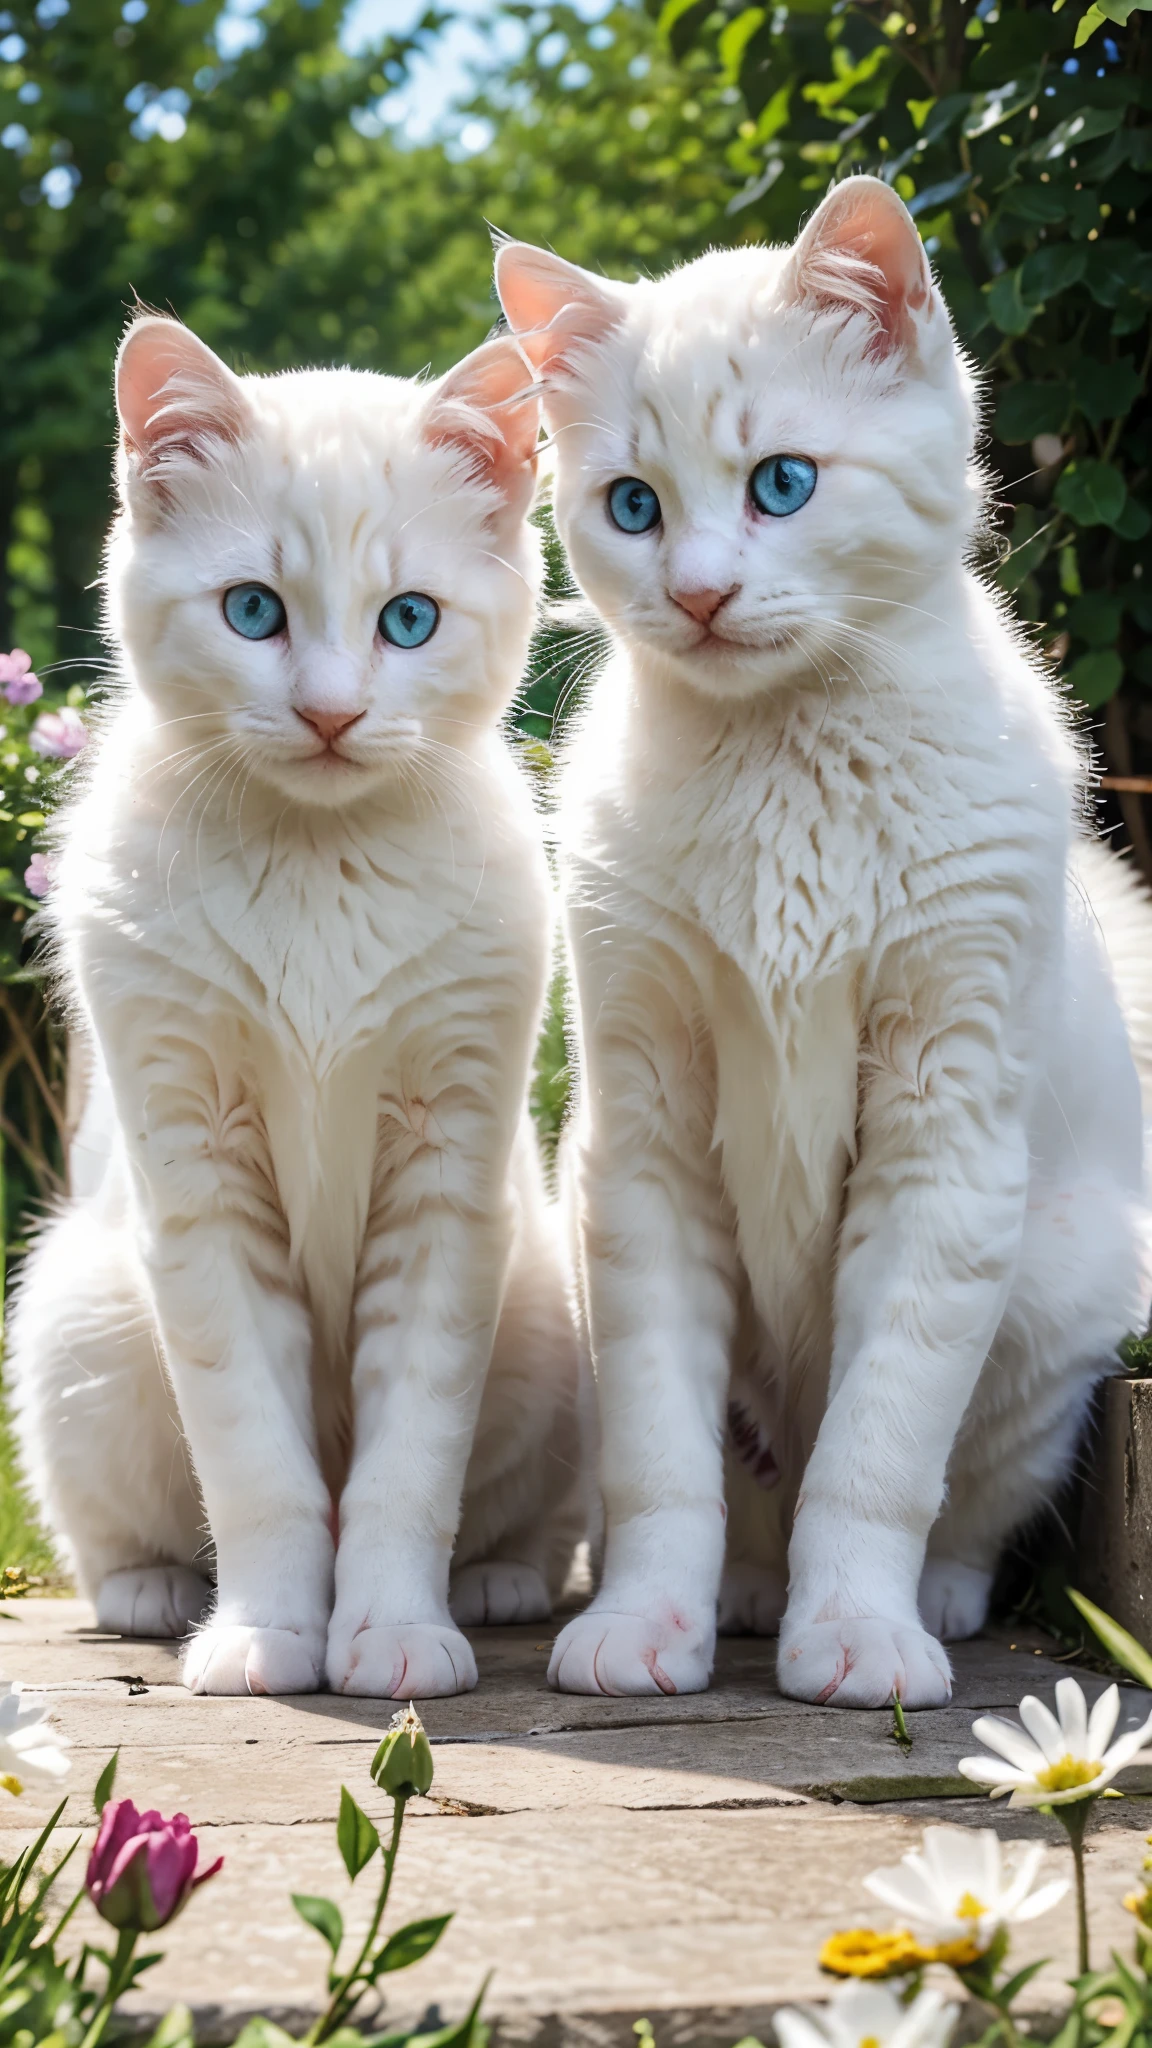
[
  {"x1": 670, "y1": 584, "x2": 737, "y2": 625},
  {"x1": 296, "y1": 707, "x2": 365, "y2": 744}
]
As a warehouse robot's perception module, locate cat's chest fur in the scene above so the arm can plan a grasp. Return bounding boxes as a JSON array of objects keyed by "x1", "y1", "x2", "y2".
[{"x1": 575, "y1": 679, "x2": 968, "y2": 1377}]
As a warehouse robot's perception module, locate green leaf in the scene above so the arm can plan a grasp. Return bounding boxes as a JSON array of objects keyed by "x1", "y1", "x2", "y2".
[
  {"x1": 1068, "y1": 1588, "x2": 1152, "y2": 1686},
  {"x1": 995, "y1": 381, "x2": 1071, "y2": 444},
  {"x1": 907, "y1": 172, "x2": 972, "y2": 219},
  {"x1": 1073, "y1": 356, "x2": 1143, "y2": 427},
  {"x1": 1002, "y1": 184, "x2": 1073, "y2": 224},
  {"x1": 1019, "y1": 243, "x2": 1086, "y2": 305},
  {"x1": 1068, "y1": 592, "x2": 1124, "y2": 648},
  {"x1": 336, "y1": 1788, "x2": 380, "y2": 1881},
  {"x1": 1067, "y1": 650, "x2": 1124, "y2": 709},
  {"x1": 964, "y1": 73, "x2": 1042, "y2": 140},
  {"x1": 1075, "y1": 2, "x2": 1109, "y2": 41},
  {"x1": 986, "y1": 269, "x2": 1034, "y2": 337},
  {"x1": 92, "y1": 1751, "x2": 119, "y2": 1818},
  {"x1": 717, "y1": 8, "x2": 764, "y2": 83},
  {"x1": 372, "y1": 1914, "x2": 452, "y2": 1978},
  {"x1": 231, "y1": 2025, "x2": 298, "y2": 2048},
  {"x1": 996, "y1": 1960, "x2": 1049, "y2": 2005},
  {"x1": 1114, "y1": 498, "x2": 1152, "y2": 541},
  {"x1": 1032, "y1": 104, "x2": 1124, "y2": 163},
  {"x1": 148, "y1": 2006, "x2": 196, "y2": 2048},
  {"x1": 292, "y1": 1893, "x2": 344, "y2": 1956},
  {"x1": 408, "y1": 1975, "x2": 491, "y2": 2048},
  {"x1": 1055, "y1": 460, "x2": 1127, "y2": 528}
]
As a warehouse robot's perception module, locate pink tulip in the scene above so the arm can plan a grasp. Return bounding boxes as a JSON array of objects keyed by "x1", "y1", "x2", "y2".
[
  {"x1": 24, "y1": 851, "x2": 54, "y2": 898},
  {"x1": 86, "y1": 1798, "x2": 223, "y2": 1932},
  {"x1": 0, "y1": 649, "x2": 41, "y2": 706},
  {"x1": 30, "y1": 706, "x2": 87, "y2": 759}
]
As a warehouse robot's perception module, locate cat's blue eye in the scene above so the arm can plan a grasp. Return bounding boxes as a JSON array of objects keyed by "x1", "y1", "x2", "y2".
[
  {"x1": 750, "y1": 455, "x2": 817, "y2": 518},
  {"x1": 223, "y1": 583, "x2": 287, "y2": 640},
  {"x1": 379, "y1": 592, "x2": 440, "y2": 649},
  {"x1": 608, "y1": 477, "x2": 661, "y2": 534}
]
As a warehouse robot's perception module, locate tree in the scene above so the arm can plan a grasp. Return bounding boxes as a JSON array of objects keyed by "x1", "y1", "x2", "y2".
[{"x1": 651, "y1": 0, "x2": 1152, "y2": 859}]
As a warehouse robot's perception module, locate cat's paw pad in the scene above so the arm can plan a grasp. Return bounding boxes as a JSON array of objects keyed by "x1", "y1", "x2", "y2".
[
  {"x1": 717, "y1": 1560, "x2": 787, "y2": 1637},
  {"x1": 183, "y1": 1623, "x2": 324, "y2": 1696},
  {"x1": 327, "y1": 1622, "x2": 478, "y2": 1698},
  {"x1": 918, "y1": 1559, "x2": 993, "y2": 1642},
  {"x1": 97, "y1": 1566, "x2": 212, "y2": 1640},
  {"x1": 449, "y1": 1561, "x2": 551, "y2": 1627},
  {"x1": 548, "y1": 1609, "x2": 713, "y2": 1696},
  {"x1": 777, "y1": 1615, "x2": 952, "y2": 1709}
]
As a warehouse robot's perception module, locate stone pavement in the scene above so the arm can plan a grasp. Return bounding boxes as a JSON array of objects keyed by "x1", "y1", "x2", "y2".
[{"x1": 3, "y1": 1600, "x2": 1152, "y2": 2042}]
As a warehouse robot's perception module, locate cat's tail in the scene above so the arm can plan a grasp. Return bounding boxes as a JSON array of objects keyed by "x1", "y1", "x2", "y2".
[{"x1": 1075, "y1": 838, "x2": 1152, "y2": 1119}]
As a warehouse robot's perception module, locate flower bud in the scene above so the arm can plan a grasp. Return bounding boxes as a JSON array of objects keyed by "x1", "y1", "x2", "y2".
[
  {"x1": 86, "y1": 1798, "x2": 222, "y2": 1932},
  {"x1": 371, "y1": 1704, "x2": 434, "y2": 1798}
]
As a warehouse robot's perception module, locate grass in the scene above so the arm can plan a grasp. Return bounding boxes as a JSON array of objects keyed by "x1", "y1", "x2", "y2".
[{"x1": 0, "y1": 1370, "x2": 59, "y2": 1581}]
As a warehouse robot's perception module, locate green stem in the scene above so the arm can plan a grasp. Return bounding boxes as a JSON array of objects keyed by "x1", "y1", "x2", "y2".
[
  {"x1": 78, "y1": 1925, "x2": 138, "y2": 2048},
  {"x1": 306, "y1": 1794, "x2": 408, "y2": 2045},
  {"x1": 1057, "y1": 1800, "x2": 1093, "y2": 1977}
]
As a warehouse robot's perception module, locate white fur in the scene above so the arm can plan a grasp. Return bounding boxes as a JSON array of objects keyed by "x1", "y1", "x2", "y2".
[
  {"x1": 496, "y1": 180, "x2": 1152, "y2": 1707},
  {"x1": 8, "y1": 322, "x2": 585, "y2": 1697}
]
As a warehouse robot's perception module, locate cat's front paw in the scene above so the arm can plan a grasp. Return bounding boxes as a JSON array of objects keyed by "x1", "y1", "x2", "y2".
[
  {"x1": 548, "y1": 1608, "x2": 714, "y2": 1696},
  {"x1": 97, "y1": 1565, "x2": 212, "y2": 1640},
  {"x1": 449, "y1": 1561, "x2": 551, "y2": 1627},
  {"x1": 183, "y1": 1623, "x2": 325, "y2": 1696},
  {"x1": 777, "y1": 1615, "x2": 952, "y2": 1708},
  {"x1": 327, "y1": 1621, "x2": 478, "y2": 1698},
  {"x1": 717, "y1": 1559, "x2": 787, "y2": 1637},
  {"x1": 918, "y1": 1558, "x2": 993, "y2": 1642}
]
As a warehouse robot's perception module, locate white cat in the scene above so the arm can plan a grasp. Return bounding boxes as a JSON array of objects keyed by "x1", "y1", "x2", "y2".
[
  {"x1": 8, "y1": 316, "x2": 585, "y2": 1697},
  {"x1": 495, "y1": 176, "x2": 1152, "y2": 1708}
]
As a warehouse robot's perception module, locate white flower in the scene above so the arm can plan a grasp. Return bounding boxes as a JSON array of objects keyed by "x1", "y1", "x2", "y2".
[
  {"x1": 863, "y1": 1824, "x2": 1067, "y2": 1951},
  {"x1": 959, "y1": 1675, "x2": 1152, "y2": 1807},
  {"x1": 0, "y1": 1686, "x2": 71, "y2": 1794},
  {"x1": 775, "y1": 1984, "x2": 957, "y2": 2048}
]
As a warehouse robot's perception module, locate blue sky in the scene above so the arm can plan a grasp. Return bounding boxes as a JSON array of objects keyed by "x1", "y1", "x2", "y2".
[{"x1": 219, "y1": 0, "x2": 611, "y2": 150}]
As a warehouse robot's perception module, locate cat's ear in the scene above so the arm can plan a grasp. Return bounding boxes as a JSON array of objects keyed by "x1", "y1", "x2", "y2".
[
  {"x1": 116, "y1": 316, "x2": 251, "y2": 476},
  {"x1": 785, "y1": 176, "x2": 937, "y2": 357},
  {"x1": 423, "y1": 334, "x2": 541, "y2": 520},
  {"x1": 494, "y1": 242, "x2": 627, "y2": 378}
]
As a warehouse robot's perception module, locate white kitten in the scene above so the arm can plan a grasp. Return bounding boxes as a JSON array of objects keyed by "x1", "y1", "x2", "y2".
[
  {"x1": 8, "y1": 317, "x2": 585, "y2": 1697},
  {"x1": 496, "y1": 177, "x2": 1152, "y2": 1707}
]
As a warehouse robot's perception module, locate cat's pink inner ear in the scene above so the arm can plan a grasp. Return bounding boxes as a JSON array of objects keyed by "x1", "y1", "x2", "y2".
[
  {"x1": 424, "y1": 335, "x2": 542, "y2": 513},
  {"x1": 495, "y1": 242, "x2": 625, "y2": 375},
  {"x1": 787, "y1": 175, "x2": 934, "y2": 354},
  {"x1": 116, "y1": 317, "x2": 249, "y2": 469}
]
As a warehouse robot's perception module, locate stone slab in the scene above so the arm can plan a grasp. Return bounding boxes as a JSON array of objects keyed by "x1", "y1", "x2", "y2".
[{"x1": 1, "y1": 1601, "x2": 1149, "y2": 2039}]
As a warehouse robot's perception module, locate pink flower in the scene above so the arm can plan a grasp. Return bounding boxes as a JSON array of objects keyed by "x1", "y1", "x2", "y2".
[
  {"x1": 0, "y1": 649, "x2": 41, "y2": 707},
  {"x1": 86, "y1": 1798, "x2": 223, "y2": 1932},
  {"x1": 24, "y1": 852, "x2": 54, "y2": 898},
  {"x1": 30, "y1": 706, "x2": 87, "y2": 759}
]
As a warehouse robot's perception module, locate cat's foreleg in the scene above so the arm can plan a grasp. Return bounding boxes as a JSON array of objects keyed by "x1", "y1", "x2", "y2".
[
  {"x1": 548, "y1": 916, "x2": 737, "y2": 1696},
  {"x1": 778, "y1": 930, "x2": 1033, "y2": 1709},
  {"x1": 325, "y1": 1071, "x2": 525, "y2": 1698},
  {"x1": 100, "y1": 1030, "x2": 332, "y2": 1696}
]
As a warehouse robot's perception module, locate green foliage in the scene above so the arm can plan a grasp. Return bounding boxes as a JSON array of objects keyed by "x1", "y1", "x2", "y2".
[
  {"x1": 651, "y1": 0, "x2": 1151, "y2": 726},
  {"x1": 0, "y1": 1724, "x2": 480, "y2": 2048},
  {"x1": 335, "y1": 1787, "x2": 379, "y2": 1882}
]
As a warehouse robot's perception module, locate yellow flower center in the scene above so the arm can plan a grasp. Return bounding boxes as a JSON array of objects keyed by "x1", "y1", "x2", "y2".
[
  {"x1": 930, "y1": 1937, "x2": 984, "y2": 1967},
  {"x1": 858, "y1": 2036, "x2": 881, "y2": 2048},
  {"x1": 1035, "y1": 1755, "x2": 1102, "y2": 1793},
  {"x1": 955, "y1": 1890, "x2": 986, "y2": 1924},
  {"x1": 820, "y1": 1928, "x2": 931, "y2": 1979},
  {"x1": 0, "y1": 1773, "x2": 23, "y2": 1796}
]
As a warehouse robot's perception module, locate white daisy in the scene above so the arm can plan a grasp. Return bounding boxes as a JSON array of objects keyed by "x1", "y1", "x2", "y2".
[
  {"x1": 775, "y1": 1983, "x2": 957, "y2": 2048},
  {"x1": 863, "y1": 1824, "x2": 1067, "y2": 1951},
  {"x1": 959, "y1": 1675, "x2": 1152, "y2": 1807},
  {"x1": 0, "y1": 1686, "x2": 71, "y2": 1795}
]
